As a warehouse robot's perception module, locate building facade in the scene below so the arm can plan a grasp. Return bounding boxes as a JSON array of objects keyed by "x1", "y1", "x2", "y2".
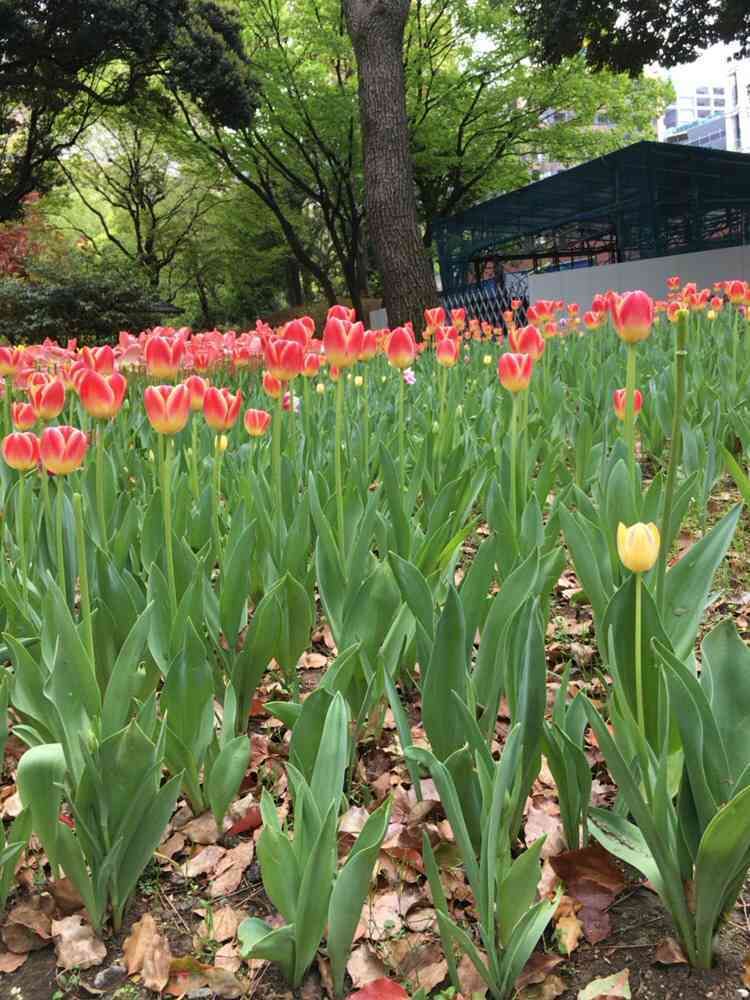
[{"x1": 660, "y1": 49, "x2": 750, "y2": 153}]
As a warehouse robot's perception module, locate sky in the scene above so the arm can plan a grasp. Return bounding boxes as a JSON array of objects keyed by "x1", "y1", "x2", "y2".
[{"x1": 658, "y1": 42, "x2": 739, "y2": 88}]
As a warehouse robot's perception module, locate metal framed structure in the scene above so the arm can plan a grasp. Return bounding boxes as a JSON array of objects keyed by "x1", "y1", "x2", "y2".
[{"x1": 434, "y1": 141, "x2": 750, "y2": 319}]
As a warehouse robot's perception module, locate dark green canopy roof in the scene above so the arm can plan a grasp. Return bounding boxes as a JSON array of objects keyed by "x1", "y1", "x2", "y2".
[{"x1": 435, "y1": 141, "x2": 750, "y2": 293}]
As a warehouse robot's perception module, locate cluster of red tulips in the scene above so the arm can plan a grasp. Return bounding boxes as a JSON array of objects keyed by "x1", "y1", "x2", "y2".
[{"x1": 0, "y1": 275, "x2": 747, "y2": 485}]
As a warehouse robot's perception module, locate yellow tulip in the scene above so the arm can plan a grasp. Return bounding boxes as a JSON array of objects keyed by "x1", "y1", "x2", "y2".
[{"x1": 617, "y1": 522, "x2": 660, "y2": 573}]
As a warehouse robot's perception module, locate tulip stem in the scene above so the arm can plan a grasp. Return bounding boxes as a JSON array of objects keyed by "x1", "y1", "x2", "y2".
[
  {"x1": 362, "y1": 369, "x2": 370, "y2": 482},
  {"x1": 74, "y1": 493, "x2": 95, "y2": 666},
  {"x1": 510, "y1": 392, "x2": 519, "y2": 528},
  {"x1": 398, "y1": 372, "x2": 405, "y2": 495},
  {"x1": 520, "y1": 388, "x2": 529, "y2": 507},
  {"x1": 190, "y1": 416, "x2": 200, "y2": 502},
  {"x1": 160, "y1": 438, "x2": 178, "y2": 621},
  {"x1": 56, "y1": 477, "x2": 66, "y2": 604},
  {"x1": 302, "y1": 378, "x2": 311, "y2": 464},
  {"x1": 39, "y1": 464, "x2": 53, "y2": 549},
  {"x1": 213, "y1": 436, "x2": 224, "y2": 563},
  {"x1": 624, "y1": 343, "x2": 637, "y2": 484},
  {"x1": 334, "y1": 375, "x2": 345, "y2": 551},
  {"x1": 634, "y1": 572, "x2": 645, "y2": 735},
  {"x1": 438, "y1": 365, "x2": 447, "y2": 468},
  {"x1": 273, "y1": 390, "x2": 283, "y2": 526},
  {"x1": 655, "y1": 310, "x2": 688, "y2": 613},
  {"x1": 3, "y1": 376, "x2": 9, "y2": 436},
  {"x1": 95, "y1": 426, "x2": 107, "y2": 550},
  {"x1": 16, "y1": 472, "x2": 29, "y2": 614}
]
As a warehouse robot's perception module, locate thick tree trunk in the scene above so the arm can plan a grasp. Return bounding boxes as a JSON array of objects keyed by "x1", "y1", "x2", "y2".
[
  {"x1": 344, "y1": 0, "x2": 437, "y2": 331},
  {"x1": 285, "y1": 257, "x2": 304, "y2": 307}
]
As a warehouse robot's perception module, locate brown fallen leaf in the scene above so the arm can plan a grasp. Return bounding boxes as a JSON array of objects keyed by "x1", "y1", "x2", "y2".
[
  {"x1": 654, "y1": 936, "x2": 688, "y2": 965},
  {"x1": 555, "y1": 913, "x2": 584, "y2": 956},
  {"x1": 577, "y1": 967, "x2": 630, "y2": 999},
  {"x1": 525, "y1": 797, "x2": 566, "y2": 860},
  {"x1": 209, "y1": 841, "x2": 253, "y2": 898},
  {"x1": 183, "y1": 845, "x2": 226, "y2": 878},
  {"x1": 0, "y1": 949, "x2": 28, "y2": 973},
  {"x1": 123, "y1": 914, "x2": 173, "y2": 992},
  {"x1": 550, "y1": 844, "x2": 625, "y2": 909},
  {"x1": 519, "y1": 974, "x2": 567, "y2": 1000},
  {"x1": 458, "y1": 951, "x2": 489, "y2": 998},
  {"x1": 182, "y1": 812, "x2": 221, "y2": 845},
  {"x1": 550, "y1": 844, "x2": 625, "y2": 945},
  {"x1": 362, "y1": 890, "x2": 405, "y2": 941},
  {"x1": 743, "y1": 952, "x2": 750, "y2": 988},
  {"x1": 51, "y1": 915, "x2": 106, "y2": 970},
  {"x1": 346, "y1": 944, "x2": 389, "y2": 988},
  {"x1": 224, "y1": 804, "x2": 261, "y2": 838},
  {"x1": 165, "y1": 956, "x2": 243, "y2": 998},
  {"x1": 195, "y1": 905, "x2": 246, "y2": 945},
  {"x1": 158, "y1": 832, "x2": 186, "y2": 863},
  {"x1": 2, "y1": 896, "x2": 54, "y2": 953},
  {"x1": 339, "y1": 805, "x2": 370, "y2": 835},
  {"x1": 49, "y1": 878, "x2": 85, "y2": 916},
  {"x1": 380, "y1": 932, "x2": 447, "y2": 992},
  {"x1": 215, "y1": 942, "x2": 241, "y2": 974},
  {"x1": 516, "y1": 952, "x2": 565, "y2": 990}
]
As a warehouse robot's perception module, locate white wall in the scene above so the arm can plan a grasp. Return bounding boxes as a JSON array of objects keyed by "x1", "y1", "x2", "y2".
[{"x1": 528, "y1": 244, "x2": 750, "y2": 304}]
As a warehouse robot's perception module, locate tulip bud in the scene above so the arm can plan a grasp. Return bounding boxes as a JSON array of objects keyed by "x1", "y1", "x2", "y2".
[
  {"x1": 436, "y1": 339, "x2": 458, "y2": 368},
  {"x1": 39, "y1": 425, "x2": 88, "y2": 475},
  {"x1": 29, "y1": 378, "x2": 66, "y2": 421},
  {"x1": 185, "y1": 375, "x2": 209, "y2": 411},
  {"x1": 217, "y1": 434, "x2": 229, "y2": 452},
  {"x1": 614, "y1": 291, "x2": 654, "y2": 344},
  {"x1": 79, "y1": 371, "x2": 127, "y2": 420},
  {"x1": 145, "y1": 335, "x2": 185, "y2": 379},
  {"x1": 617, "y1": 522, "x2": 660, "y2": 573},
  {"x1": 262, "y1": 371, "x2": 282, "y2": 399},
  {"x1": 498, "y1": 352, "x2": 533, "y2": 392},
  {"x1": 316, "y1": 382, "x2": 326, "y2": 394},
  {"x1": 203, "y1": 387, "x2": 243, "y2": 432},
  {"x1": 613, "y1": 388, "x2": 643, "y2": 421},
  {"x1": 144, "y1": 384, "x2": 190, "y2": 435},
  {"x1": 323, "y1": 318, "x2": 364, "y2": 368},
  {"x1": 244, "y1": 408, "x2": 271, "y2": 437},
  {"x1": 482, "y1": 354, "x2": 492, "y2": 366},
  {"x1": 265, "y1": 337, "x2": 304, "y2": 381},
  {"x1": 2, "y1": 432, "x2": 39, "y2": 471},
  {"x1": 354, "y1": 375, "x2": 363, "y2": 387},
  {"x1": 509, "y1": 325, "x2": 545, "y2": 359},
  {"x1": 11, "y1": 402, "x2": 37, "y2": 430},
  {"x1": 386, "y1": 327, "x2": 417, "y2": 370}
]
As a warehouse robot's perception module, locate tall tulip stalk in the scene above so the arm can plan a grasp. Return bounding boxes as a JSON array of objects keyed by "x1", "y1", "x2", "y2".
[
  {"x1": 655, "y1": 308, "x2": 688, "y2": 611},
  {"x1": 614, "y1": 291, "x2": 654, "y2": 486},
  {"x1": 323, "y1": 316, "x2": 364, "y2": 549},
  {"x1": 498, "y1": 352, "x2": 534, "y2": 525},
  {"x1": 144, "y1": 384, "x2": 190, "y2": 618},
  {"x1": 386, "y1": 326, "x2": 417, "y2": 494},
  {"x1": 203, "y1": 386, "x2": 243, "y2": 560}
]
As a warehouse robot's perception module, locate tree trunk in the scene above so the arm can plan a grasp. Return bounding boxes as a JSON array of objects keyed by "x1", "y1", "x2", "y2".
[
  {"x1": 344, "y1": 0, "x2": 437, "y2": 331},
  {"x1": 285, "y1": 257, "x2": 304, "y2": 307}
]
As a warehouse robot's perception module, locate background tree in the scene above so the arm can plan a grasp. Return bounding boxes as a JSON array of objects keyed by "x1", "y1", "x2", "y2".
[
  {"x1": 344, "y1": 0, "x2": 438, "y2": 328},
  {"x1": 58, "y1": 118, "x2": 219, "y2": 292},
  {"x1": 514, "y1": 0, "x2": 750, "y2": 75},
  {"x1": 0, "y1": 0, "x2": 256, "y2": 221},
  {"x1": 407, "y1": 0, "x2": 671, "y2": 245},
  {"x1": 169, "y1": 0, "x2": 369, "y2": 314}
]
